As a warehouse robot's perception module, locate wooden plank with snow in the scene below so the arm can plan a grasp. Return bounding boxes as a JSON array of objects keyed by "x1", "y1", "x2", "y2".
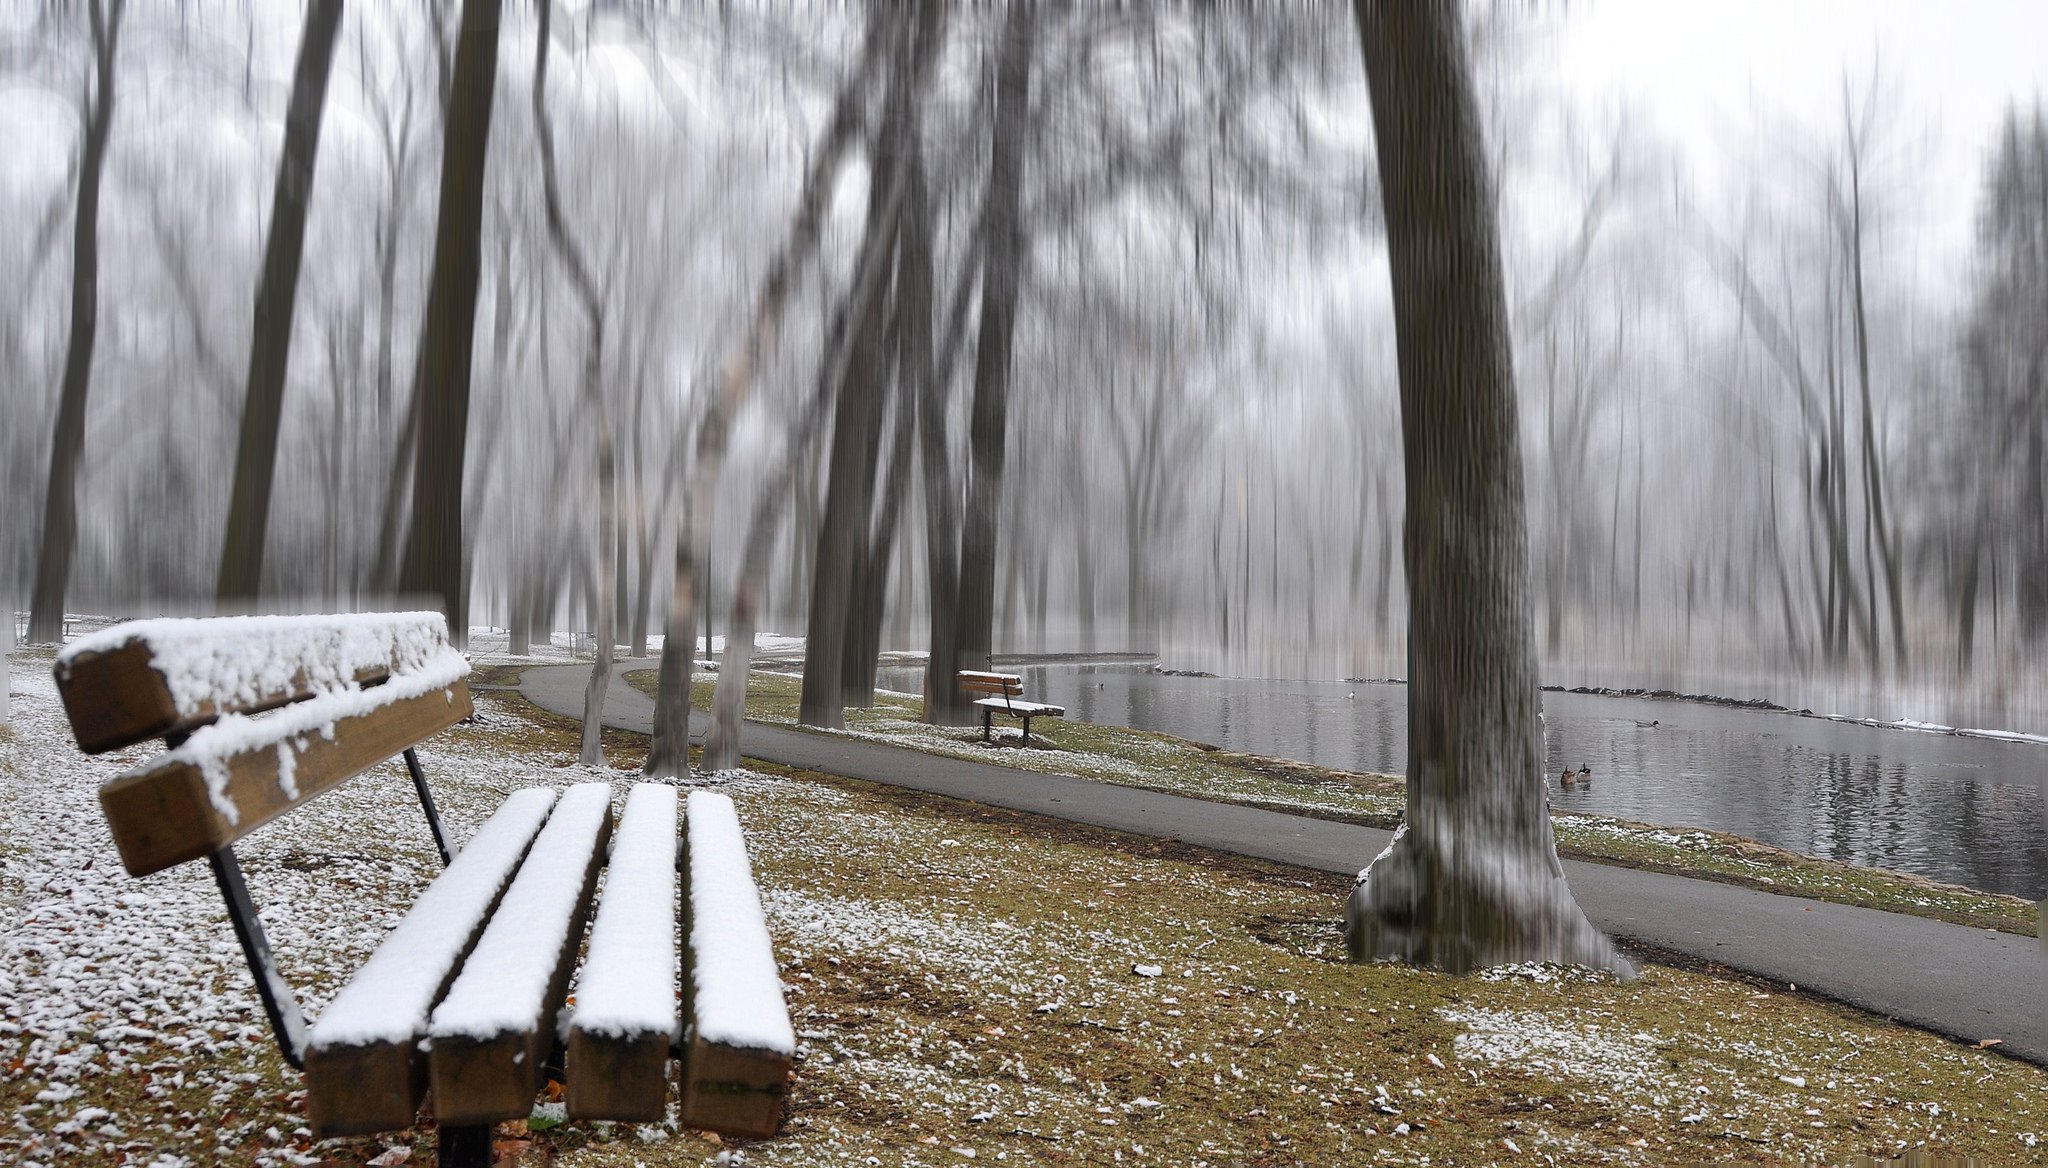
[
  {"x1": 428, "y1": 783, "x2": 613, "y2": 1127},
  {"x1": 680, "y1": 790, "x2": 795, "y2": 1139},
  {"x1": 567, "y1": 784, "x2": 680, "y2": 1122},
  {"x1": 54, "y1": 611, "x2": 454, "y2": 754},
  {"x1": 303, "y1": 788, "x2": 557, "y2": 1137},
  {"x1": 97, "y1": 674, "x2": 473, "y2": 877}
]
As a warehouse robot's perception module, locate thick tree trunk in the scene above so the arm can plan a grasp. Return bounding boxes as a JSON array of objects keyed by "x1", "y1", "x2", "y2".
[
  {"x1": 798, "y1": 2, "x2": 941, "y2": 729},
  {"x1": 215, "y1": 0, "x2": 344, "y2": 604},
  {"x1": 28, "y1": 0, "x2": 124, "y2": 645},
  {"x1": 951, "y1": 3, "x2": 1035, "y2": 684},
  {"x1": 907, "y1": 169, "x2": 971, "y2": 724},
  {"x1": 397, "y1": 0, "x2": 504, "y2": 649},
  {"x1": 798, "y1": 180, "x2": 900, "y2": 727},
  {"x1": 1344, "y1": 0, "x2": 1627, "y2": 976}
]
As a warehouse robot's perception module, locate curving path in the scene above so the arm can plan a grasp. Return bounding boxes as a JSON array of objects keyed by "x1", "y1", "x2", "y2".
[{"x1": 517, "y1": 662, "x2": 2047, "y2": 1066}]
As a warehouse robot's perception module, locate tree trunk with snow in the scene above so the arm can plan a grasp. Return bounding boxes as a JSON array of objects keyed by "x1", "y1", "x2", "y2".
[
  {"x1": 397, "y1": 0, "x2": 504, "y2": 649},
  {"x1": 215, "y1": 0, "x2": 343, "y2": 605},
  {"x1": 1344, "y1": 0, "x2": 1628, "y2": 976},
  {"x1": 28, "y1": 0, "x2": 124, "y2": 645}
]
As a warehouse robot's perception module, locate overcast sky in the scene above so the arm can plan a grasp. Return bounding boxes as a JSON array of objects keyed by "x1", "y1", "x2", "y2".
[{"x1": 1556, "y1": 0, "x2": 2048, "y2": 269}]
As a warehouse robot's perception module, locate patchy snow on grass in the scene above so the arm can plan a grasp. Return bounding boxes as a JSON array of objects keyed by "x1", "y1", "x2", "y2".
[{"x1": 1438, "y1": 1006, "x2": 1671, "y2": 1094}]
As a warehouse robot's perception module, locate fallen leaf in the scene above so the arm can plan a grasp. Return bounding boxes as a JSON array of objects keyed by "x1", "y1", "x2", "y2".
[{"x1": 1976, "y1": 1038, "x2": 2005, "y2": 1049}]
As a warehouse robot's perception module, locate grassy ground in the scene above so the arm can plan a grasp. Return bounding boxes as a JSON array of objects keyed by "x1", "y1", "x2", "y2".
[
  {"x1": 6, "y1": 657, "x2": 2044, "y2": 1166},
  {"x1": 623, "y1": 667, "x2": 2038, "y2": 936}
]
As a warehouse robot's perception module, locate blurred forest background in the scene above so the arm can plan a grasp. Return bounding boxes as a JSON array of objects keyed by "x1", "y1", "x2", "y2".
[{"x1": 5, "y1": 2, "x2": 2048, "y2": 730}]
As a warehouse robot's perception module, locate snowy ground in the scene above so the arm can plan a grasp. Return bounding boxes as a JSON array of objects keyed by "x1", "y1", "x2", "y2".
[{"x1": 5, "y1": 644, "x2": 2046, "y2": 1165}]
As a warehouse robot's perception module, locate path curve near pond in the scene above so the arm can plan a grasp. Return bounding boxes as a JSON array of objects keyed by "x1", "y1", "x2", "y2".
[{"x1": 516, "y1": 663, "x2": 2046, "y2": 1066}]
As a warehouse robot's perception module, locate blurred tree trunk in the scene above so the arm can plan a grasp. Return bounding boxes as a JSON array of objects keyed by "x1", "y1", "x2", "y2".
[
  {"x1": 530, "y1": 0, "x2": 613, "y2": 766},
  {"x1": 28, "y1": 0, "x2": 124, "y2": 645},
  {"x1": 951, "y1": 3, "x2": 1036, "y2": 685},
  {"x1": 911, "y1": 170, "x2": 970, "y2": 724},
  {"x1": 216, "y1": 0, "x2": 344, "y2": 604},
  {"x1": 643, "y1": 11, "x2": 897, "y2": 775},
  {"x1": 844, "y1": 344, "x2": 918, "y2": 706},
  {"x1": 1343, "y1": 0, "x2": 1627, "y2": 975},
  {"x1": 798, "y1": 157, "x2": 904, "y2": 728},
  {"x1": 398, "y1": 0, "x2": 504, "y2": 649},
  {"x1": 798, "y1": 1, "x2": 942, "y2": 730}
]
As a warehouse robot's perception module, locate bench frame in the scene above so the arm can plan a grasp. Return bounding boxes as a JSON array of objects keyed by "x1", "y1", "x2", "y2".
[
  {"x1": 55, "y1": 613, "x2": 793, "y2": 1162},
  {"x1": 53, "y1": 615, "x2": 496, "y2": 1161},
  {"x1": 955, "y1": 670, "x2": 1065, "y2": 747}
]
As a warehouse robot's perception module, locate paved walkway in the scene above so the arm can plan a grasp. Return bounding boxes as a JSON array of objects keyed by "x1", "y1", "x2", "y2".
[{"x1": 518, "y1": 663, "x2": 2047, "y2": 1065}]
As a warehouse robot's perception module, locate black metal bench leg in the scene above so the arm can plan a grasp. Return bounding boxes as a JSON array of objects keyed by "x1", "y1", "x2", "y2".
[
  {"x1": 982, "y1": 709, "x2": 992, "y2": 742},
  {"x1": 1020, "y1": 716, "x2": 1031, "y2": 747},
  {"x1": 403, "y1": 747, "x2": 454, "y2": 866},
  {"x1": 439, "y1": 1123, "x2": 492, "y2": 1167},
  {"x1": 208, "y1": 847, "x2": 308, "y2": 1068}
]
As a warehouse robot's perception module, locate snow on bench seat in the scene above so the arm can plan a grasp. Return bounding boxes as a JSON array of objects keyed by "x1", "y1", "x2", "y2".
[
  {"x1": 428, "y1": 783, "x2": 613, "y2": 1126},
  {"x1": 55, "y1": 611, "x2": 456, "y2": 754},
  {"x1": 681, "y1": 790, "x2": 795, "y2": 1139},
  {"x1": 567, "y1": 784, "x2": 680, "y2": 1122},
  {"x1": 971, "y1": 697, "x2": 1066, "y2": 718},
  {"x1": 303, "y1": 787, "x2": 557, "y2": 1137},
  {"x1": 94, "y1": 648, "x2": 473, "y2": 876}
]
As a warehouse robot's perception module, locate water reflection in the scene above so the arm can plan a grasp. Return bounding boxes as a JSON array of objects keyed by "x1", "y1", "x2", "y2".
[{"x1": 872, "y1": 663, "x2": 2043, "y2": 899}]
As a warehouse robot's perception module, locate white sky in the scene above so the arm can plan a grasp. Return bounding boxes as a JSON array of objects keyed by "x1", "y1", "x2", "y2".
[{"x1": 1556, "y1": 0, "x2": 2048, "y2": 267}]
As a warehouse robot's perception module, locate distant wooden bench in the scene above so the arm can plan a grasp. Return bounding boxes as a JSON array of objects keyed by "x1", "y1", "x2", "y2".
[
  {"x1": 956, "y1": 670, "x2": 1065, "y2": 747},
  {"x1": 52, "y1": 612, "x2": 795, "y2": 1163}
]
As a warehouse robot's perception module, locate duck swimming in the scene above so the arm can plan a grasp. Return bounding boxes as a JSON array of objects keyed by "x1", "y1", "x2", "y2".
[{"x1": 1559, "y1": 768, "x2": 1579, "y2": 789}]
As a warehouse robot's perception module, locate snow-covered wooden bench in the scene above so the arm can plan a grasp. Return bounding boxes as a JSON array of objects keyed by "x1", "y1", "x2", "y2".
[
  {"x1": 51, "y1": 613, "x2": 796, "y2": 1161},
  {"x1": 956, "y1": 669, "x2": 1065, "y2": 747}
]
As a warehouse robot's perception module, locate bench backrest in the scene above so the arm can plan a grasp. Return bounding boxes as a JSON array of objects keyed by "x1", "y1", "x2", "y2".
[
  {"x1": 54, "y1": 613, "x2": 472, "y2": 876},
  {"x1": 956, "y1": 670, "x2": 1023, "y2": 699}
]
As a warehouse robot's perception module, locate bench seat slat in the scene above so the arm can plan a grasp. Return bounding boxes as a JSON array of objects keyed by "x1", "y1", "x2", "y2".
[
  {"x1": 303, "y1": 787, "x2": 558, "y2": 1137},
  {"x1": 972, "y1": 697, "x2": 1066, "y2": 718},
  {"x1": 567, "y1": 784, "x2": 681, "y2": 1122},
  {"x1": 681, "y1": 790, "x2": 794, "y2": 1139},
  {"x1": 55, "y1": 612, "x2": 454, "y2": 754},
  {"x1": 99, "y1": 675, "x2": 473, "y2": 877},
  {"x1": 428, "y1": 783, "x2": 613, "y2": 1126}
]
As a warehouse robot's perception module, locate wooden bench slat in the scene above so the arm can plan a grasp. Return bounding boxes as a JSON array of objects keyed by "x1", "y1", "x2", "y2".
[
  {"x1": 98, "y1": 676, "x2": 474, "y2": 877},
  {"x1": 428, "y1": 783, "x2": 614, "y2": 1127},
  {"x1": 55, "y1": 612, "x2": 454, "y2": 754},
  {"x1": 303, "y1": 788, "x2": 558, "y2": 1137},
  {"x1": 680, "y1": 790, "x2": 794, "y2": 1140},
  {"x1": 567, "y1": 784, "x2": 680, "y2": 1123}
]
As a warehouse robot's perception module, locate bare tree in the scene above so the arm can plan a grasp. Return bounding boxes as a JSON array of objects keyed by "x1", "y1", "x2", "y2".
[
  {"x1": 643, "y1": 11, "x2": 896, "y2": 776},
  {"x1": 27, "y1": 0, "x2": 125, "y2": 644},
  {"x1": 1343, "y1": 0, "x2": 1627, "y2": 975},
  {"x1": 215, "y1": 0, "x2": 345, "y2": 604},
  {"x1": 397, "y1": 0, "x2": 505, "y2": 645},
  {"x1": 949, "y1": 3, "x2": 1036, "y2": 698}
]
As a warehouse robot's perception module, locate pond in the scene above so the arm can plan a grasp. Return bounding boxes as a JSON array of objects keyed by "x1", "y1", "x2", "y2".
[{"x1": 878, "y1": 663, "x2": 2045, "y2": 900}]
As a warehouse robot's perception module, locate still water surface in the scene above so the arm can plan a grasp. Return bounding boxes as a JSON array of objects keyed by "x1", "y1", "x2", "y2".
[{"x1": 879, "y1": 664, "x2": 2044, "y2": 899}]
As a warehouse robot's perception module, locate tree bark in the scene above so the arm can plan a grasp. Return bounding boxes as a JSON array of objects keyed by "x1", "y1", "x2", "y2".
[
  {"x1": 1344, "y1": 0, "x2": 1627, "y2": 976},
  {"x1": 397, "y1": 0, "x2": 504, "y2": 649},
  {"x1": 28, "y1": 0, "x2": 125, "y2": 644},
  {"x1": 215, "y1": 0, "x2": 344, "y2": 604},
  {"x1": 951, "y1": 2, "x2": 1036, "y2": 684}
]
